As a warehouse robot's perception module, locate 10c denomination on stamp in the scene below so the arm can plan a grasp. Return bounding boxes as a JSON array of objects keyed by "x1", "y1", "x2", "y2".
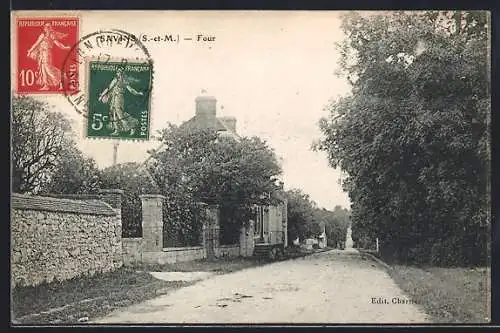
[
  {"x1": 87, "y1": 59, "x2": 152, "y2": 140},
  {"x1": 16, "y1": 17, "x2": 79, "y2": 95}
]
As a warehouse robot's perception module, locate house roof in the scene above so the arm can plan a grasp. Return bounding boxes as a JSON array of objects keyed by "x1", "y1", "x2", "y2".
[
  {"x1": 139, "y1": 100, "x2": 240, "y2": 169},
  {"x1": 181, "y1": 115, "x2": 228, "y2": 132},
  {"x1": 217, "y1": 117, "x2": 241, "y2": 140},
  {"x1": 11, "y1": 193, "x2": 117, "y2": 216}
]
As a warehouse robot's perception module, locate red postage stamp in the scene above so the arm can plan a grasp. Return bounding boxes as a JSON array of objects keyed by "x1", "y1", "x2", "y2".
[{"x1": 16, "y1": 17, "x2": 79, "y2": 95}]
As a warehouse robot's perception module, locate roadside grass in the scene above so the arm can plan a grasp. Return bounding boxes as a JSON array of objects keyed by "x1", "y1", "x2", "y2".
[
  {"x1": 388, "y1": 265, "x2": 491, "y2": 323},
  {"x1": 11, "y1": 267, "x2": 191, "y2": 325},
  {"x1": 360, "y1": 250, "x2": 491, "y2": 323},
  {"x1": 133, "y1": 256, "x2": 270, "y2": 274},
  {"x1": 12, "y1": 248, "x2": 327, "y2": 325}
]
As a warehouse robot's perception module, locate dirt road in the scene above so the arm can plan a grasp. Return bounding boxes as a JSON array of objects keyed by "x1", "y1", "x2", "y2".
[{"x1": 94, "y1": 249, "x2": 430, "y2": 324}]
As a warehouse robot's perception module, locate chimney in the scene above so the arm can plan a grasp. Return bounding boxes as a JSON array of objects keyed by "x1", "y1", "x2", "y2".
[
  {"x1": 195, "y1": 95, "x2": 217, "y2": 118},
  {"x1": 218, "y1": 116, "x2": 237, "y2": 133}
]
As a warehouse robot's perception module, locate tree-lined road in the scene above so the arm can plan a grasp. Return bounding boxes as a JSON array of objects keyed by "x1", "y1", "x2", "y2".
[{"x1": 94, "y1": 250, "x2": 430, "y2": 324}]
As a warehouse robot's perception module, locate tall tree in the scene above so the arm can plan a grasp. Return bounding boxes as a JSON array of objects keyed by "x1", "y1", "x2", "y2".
[
  {"x1": 315, "y1": 206, "x2": 350, "y2": 249},
  {"x1": 316, "y1": 11, "x2": 490, "y2": 266},
  {"x1": 12, "y1": 96, "x2": 73, "y2": 194},
  {"x1": 40, "y1": 143, "x2": 101, "y2": 195},
  {"x1": 285, "y1": 189, "x2": 323, "y2": 241},
  {"x1": 100, "y1": 162, "x2": 159, "y2": 237}
]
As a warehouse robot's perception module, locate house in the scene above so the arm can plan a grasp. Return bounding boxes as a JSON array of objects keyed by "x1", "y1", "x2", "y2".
[
  {"x1": 303, "y1": 238, "x2": 319, "y2": 250},
  {"x1": 251, "y1": 195, "x2": 288, "y2": 259},
  {"x1": 302, "y1": 223, "x2": 327, "y2": 250},
  {"x1": 186, "y1": 93, "x2": 288, "y2": 257},
  {"x1": 140, "y1": 92, "x2": 288, "y2": 258},
  {"x1": 180, "y1": 93, "x2": 241, "y2": 141},
  {"x1": 140, "y1": 92, "x2": 239, "y2": 169}
]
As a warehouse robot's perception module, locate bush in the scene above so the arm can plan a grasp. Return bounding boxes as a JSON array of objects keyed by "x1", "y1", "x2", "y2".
[
  {"x1": 406, "y1": 241, "x2": 432, "y2": 265},
  {"x1": 427, "y1": 231, "x2": 489, "y2": 267}
]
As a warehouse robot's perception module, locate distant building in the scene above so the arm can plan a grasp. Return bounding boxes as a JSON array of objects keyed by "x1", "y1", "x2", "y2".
[
  {"x1": 303, "y1": 238, "x2": 318, "y2": 250},
  {"x1": 140, "y1": 93, "x2": 239, "y2": 169},
  {"x1": 180, "y1": 94, "x2": 240, "y2": 141},
  {"x1": 138, "y1": 92, "x2": 288, "y2": 255}
]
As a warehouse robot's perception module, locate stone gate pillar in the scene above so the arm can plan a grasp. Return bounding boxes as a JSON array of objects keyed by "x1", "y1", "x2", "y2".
[{"x1": 140, "y1": 194, "x2": 165, "y2": 252}]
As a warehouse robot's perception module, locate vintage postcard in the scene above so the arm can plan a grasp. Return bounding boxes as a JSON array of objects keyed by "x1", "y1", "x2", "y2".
[{"x1": 10, "y1": 10, "x2": 492, "y2": 325}]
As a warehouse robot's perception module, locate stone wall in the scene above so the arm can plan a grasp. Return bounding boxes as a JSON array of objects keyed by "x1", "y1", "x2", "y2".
[
  {"x1": 122, "y1": 196, "x2": 246, "y2": 266},
  {"x1": 143, "y1": 247, "x2": 206, "y2": 265},
  {"x1": 122, "y1": 238, "x2": 143, "y2": 266},
  {"x1": 215, "y1": 244, "x2": 240, "y2": 257},
  {"x1": 11, "y1": 193, "x2": 122, "y2": 288},
  {"x1": 122, "y1": 195, "x2": 290, "y2": 265},
  {"x1": 123, "y1": 243, "x2": 207, "y2": 266}
]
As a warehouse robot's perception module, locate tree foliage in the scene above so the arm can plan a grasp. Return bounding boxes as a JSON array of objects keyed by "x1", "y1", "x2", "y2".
[
  {"x1": 285, "y1": 189, "x2": 350, "y2": 248},
  {"x1": 316, "y1": 11, "x2": 490, "y2": 266},
  {"x1": 322, "y1": 205, "x2": 350, "y2": 249},
  {"x1": 285, "y1": 189, "x2": 319, "y2": 241},
  {"x1": 40, "y1": 143, "x2": 101, "y2": 195},
  {"x1": 100, "y1": 162, "x2": 158, "y2": 237},
  {"x1": 12, "y1": 96, "x2": 73, "y2": 194},
  {"x1": 147, "y1": 124, "x2": 283, "y2": 246}
]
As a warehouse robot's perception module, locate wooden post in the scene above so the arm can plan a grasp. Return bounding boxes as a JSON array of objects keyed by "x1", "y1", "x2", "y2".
[{"x1": 112, "y1": 141, "x2": 119, "y2": 166}]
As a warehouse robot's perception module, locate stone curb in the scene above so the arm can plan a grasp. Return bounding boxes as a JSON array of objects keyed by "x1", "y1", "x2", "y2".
[{"x1": 282, "y1": 247, "x2": 332, "y2": 261}]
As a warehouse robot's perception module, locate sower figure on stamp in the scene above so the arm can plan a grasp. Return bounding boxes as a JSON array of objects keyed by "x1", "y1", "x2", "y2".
[
  {"x1": 98, "y1": 67, "x2": 143, "y2": 136},
  {"x1": 27, "y1": 23, "x2": 70, "y2": 91}
]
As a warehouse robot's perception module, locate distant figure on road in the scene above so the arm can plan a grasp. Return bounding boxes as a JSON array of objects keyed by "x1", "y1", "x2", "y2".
[{"x1": 345, "y1": 226, "x2": 354, "y2": 250}]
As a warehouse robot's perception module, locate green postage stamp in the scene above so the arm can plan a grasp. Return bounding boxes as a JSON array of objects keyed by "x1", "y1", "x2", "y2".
[{"x1": 86, "y1": 59, "x2": 152, "y2": 140}]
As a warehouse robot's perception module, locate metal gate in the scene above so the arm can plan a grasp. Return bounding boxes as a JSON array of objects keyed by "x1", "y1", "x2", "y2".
[{"x1": 204, "y1": 225, "x2": 217, "y2": 259}]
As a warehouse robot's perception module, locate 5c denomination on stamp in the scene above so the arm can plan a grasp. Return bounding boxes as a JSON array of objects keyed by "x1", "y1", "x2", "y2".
[
  {"x1": 16, "y1": 17, "x2": 79, "y2": 95},
  {"x1": 87, "y1": 59, "x2": 152, "y2": 140}
]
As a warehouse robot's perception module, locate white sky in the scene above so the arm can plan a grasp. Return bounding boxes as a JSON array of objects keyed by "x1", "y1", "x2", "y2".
[{"x1": 11, "y1": 11, "x2": 352, "y2": 210}]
